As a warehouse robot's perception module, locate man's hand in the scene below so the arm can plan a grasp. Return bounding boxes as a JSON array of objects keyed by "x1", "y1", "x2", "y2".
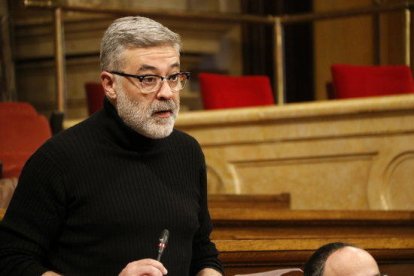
[
  {"x1": 196, "y1": 267, "x2": 223, "y2": 276},
  {"x1": 119, "y1": 258, "x2": 168, "y2": 276}
]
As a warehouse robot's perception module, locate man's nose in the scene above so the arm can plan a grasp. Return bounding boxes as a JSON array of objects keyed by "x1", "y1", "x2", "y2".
[{"x1": 156, "y1": 80, "x2": 174, "y2": 100}]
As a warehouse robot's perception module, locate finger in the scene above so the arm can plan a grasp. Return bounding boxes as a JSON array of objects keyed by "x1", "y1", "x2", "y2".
[
  {"x1": 132, "y1": 265, "x2": 163, "y2": 275},
  {"x1": 120, "y1": 259, "x2": 167, "y2": 275},
  {"x1": 120, "y1": 266, "x2": 161, "y2": 276},
  {"x1": 120, "y1": 264, "x2": 162, "y2": 276},
  {"x1": 135, "y1": 259, "x2": 167, "y2": 274}
]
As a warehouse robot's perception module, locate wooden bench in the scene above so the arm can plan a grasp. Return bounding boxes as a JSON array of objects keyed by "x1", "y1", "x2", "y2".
[
  {"x1": 216, "y1": 237, "x2": 414, "y2": 275},
  {"x1": 210, "y1": 209, "x2": 414, "y2": 275},
  {"x1": 208, "y1": 193, "x2": 290, "y2": 209}
]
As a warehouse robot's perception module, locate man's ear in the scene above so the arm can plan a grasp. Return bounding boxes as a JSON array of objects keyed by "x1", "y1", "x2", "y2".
[{"x1": 101, "y1": 71, "x2": 117, "y2": 101}]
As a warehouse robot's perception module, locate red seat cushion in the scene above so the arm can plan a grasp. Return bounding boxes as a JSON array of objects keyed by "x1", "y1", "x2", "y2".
[
  {"x1": 199, "y1": 73, "x2": 275, "y2": 110},
  {"x1": 331, "y1": 64, "x2": 414, "y2": 99}
]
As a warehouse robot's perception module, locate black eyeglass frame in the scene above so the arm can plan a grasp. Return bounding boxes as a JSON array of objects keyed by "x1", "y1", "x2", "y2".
[{"x1": 109, "y1": 71, "x2": 191, "y2": 93}]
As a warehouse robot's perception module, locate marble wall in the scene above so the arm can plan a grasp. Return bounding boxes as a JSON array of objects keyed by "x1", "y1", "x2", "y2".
[{"x1": 175, "y1": 94, "x2": 414, "y2": 210}]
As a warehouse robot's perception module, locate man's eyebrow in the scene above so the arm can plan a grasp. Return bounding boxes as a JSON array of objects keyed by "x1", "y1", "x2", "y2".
[
  {"x1": 137, "y1": 64, "x2": 156, "y2": 71},
  {"x1": 170, "y1": 62, "x2": 180, "y2": 69},
  {"x1": 137, "y1": 62, "x2": 180, "y2": 72}
]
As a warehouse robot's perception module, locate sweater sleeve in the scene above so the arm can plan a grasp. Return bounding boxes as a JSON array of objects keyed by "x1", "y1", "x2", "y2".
[
  {"x1": 0, "y1": 148, "x2": 66, "y2": 275},
  {"x1": 190, "y1": 155, "x2": 224, "y2": 275}
]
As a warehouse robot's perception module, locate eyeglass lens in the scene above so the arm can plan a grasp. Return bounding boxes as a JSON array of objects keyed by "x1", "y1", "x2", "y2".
[{"x1": 140, "y1": 73, "x2": 188, "y2": 93}]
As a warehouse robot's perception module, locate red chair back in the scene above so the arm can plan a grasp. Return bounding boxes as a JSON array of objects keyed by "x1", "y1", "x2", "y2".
[
  {"x1": 85, "y1": 82, "x2": 105, "y2": 115},
  {"x1": 331, "y1": 64, "x2": 414, "y2": 99},
  {"x1": 199, "y1": 73, "x2": 275, "y2": 110},
  {"x1": 0, "y1": 102, "x2": 52, "y2": 178}
]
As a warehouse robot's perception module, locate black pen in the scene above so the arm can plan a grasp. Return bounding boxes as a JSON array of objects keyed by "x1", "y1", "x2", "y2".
[{"x1": 157, "y1": 229, "x2": 169, "y2": 261}]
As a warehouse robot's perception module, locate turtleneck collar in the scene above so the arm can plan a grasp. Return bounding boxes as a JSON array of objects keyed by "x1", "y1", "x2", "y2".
[{"x1": 97, "y1": 97, "x2": 172, "y2": 152}]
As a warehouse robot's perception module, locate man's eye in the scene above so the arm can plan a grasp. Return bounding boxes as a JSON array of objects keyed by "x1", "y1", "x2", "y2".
[
  {"x1": 142, "y1": 76, "x2": 158, "y2": 84},
  {"x1": 168, "y1": 74, "x2": 179, "y2": 81}
]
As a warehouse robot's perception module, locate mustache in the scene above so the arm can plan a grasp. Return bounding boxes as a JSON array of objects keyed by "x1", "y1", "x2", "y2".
[{"x1": 150, "y1": 100, "x2": 177, "y2": 113}]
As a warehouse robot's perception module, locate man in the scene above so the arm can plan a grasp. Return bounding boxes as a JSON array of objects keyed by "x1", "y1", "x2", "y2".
[
  {"x1": 0, "y1": 16, "x2": 223, "y2": 276},
  {"x1": 303, "y1": 242, "x2": 382, "y2": 276}
]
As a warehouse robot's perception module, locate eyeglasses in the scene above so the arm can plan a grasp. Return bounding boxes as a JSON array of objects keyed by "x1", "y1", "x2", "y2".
[{"x1": 110, "y1": 71, "x2": 190, "y2": 94}]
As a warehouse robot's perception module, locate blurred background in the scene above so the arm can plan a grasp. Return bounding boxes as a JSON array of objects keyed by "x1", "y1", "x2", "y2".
[{"x1": 0, "y1": 0, "x2": 409, "y2": 118}]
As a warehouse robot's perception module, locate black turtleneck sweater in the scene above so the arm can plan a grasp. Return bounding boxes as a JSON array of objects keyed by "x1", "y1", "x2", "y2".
[{"x1": 0, "y1": 99, "x2": 223, "y2": 276}]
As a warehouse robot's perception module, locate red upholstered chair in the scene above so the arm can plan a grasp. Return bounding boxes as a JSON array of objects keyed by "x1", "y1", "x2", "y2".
[
  {"x1": 198, "y1": 73, "x2": 275, "y2": 110},
  {"x1": 331, "y1": 64, "x2": 414, "y2": 99},
  {"x1": 0, "y1": 102, "x2": 52, "y2": 178},
  {"x1": 85, "y1": 82, "x2": 105, "y2": 115}
]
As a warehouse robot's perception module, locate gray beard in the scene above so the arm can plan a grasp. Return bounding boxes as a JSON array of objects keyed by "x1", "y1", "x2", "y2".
[{"x1": 115, "y1": 85, "x2": 179, "y2": 139}]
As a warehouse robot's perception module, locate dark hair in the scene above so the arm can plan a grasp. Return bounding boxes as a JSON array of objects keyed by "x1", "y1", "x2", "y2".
[{"x1": 303, "y1": 242, "x2": 355, "y2": 276}]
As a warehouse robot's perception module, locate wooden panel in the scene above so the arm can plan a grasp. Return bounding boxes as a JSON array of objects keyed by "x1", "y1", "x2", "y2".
[
  {"x1": 216, "y1": 239, "x2": 414, "y2": 275},
  {"x1": 211, "y1": 209, "x2": 414, "y2": 275},
  {"x1": 208, "y1": 193, "x2": 290, "y2": 209},
  {"x1": 175, "y1": 94, "x2": 414, "y2": 210},
  {"x1": 313, "y1": 0, "x2": 374, "y2": 100},
  {"x1": 210, "y1": 209, "x2": 414, "y2": 239}
]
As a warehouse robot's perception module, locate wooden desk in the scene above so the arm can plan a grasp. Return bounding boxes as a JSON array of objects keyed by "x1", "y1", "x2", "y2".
[
  {"x1": 2, "y1": 206, "x2": 413, "y2": 274},
  {"x1": 211, "y1": 210, "x2": 414, "y2": 275}
]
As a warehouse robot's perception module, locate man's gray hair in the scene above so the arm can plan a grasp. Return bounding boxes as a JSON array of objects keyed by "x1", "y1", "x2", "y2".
[{"x1": 100, "y1": 16, "x2": 182, "y2": 71}]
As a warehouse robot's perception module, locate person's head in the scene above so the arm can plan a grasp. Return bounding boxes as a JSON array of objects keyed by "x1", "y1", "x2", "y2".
[
  {"x1": 100, "y1": 16, "x2": 188, "y2": 139},
  {"x1": 304, "y1": 242, "x2": 381, "y2": 276}
]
